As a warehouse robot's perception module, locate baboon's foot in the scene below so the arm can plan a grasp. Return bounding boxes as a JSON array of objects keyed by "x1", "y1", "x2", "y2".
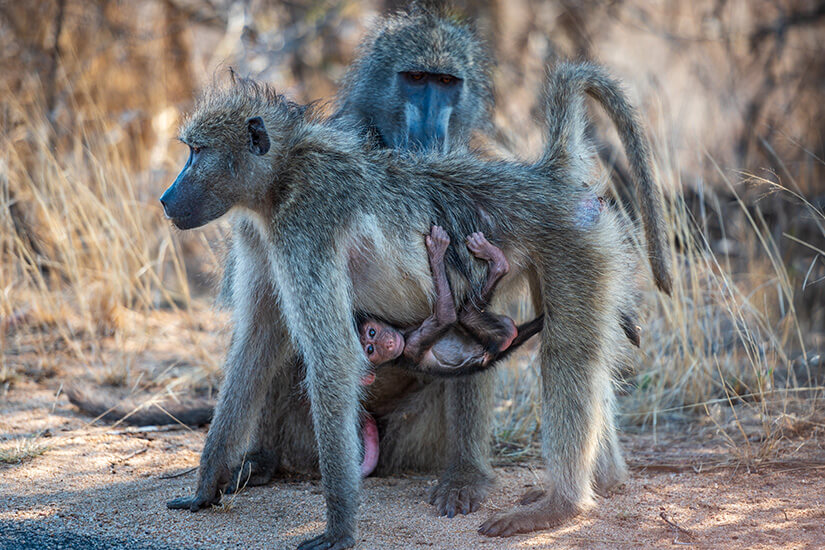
[
  {"x1": 518, "y1": 487, "x2": 546, "y2": 506},
  {"x1": 360, "y1": 412, "x2": 379, "y2": 477},
  {"x1": 429, "y1": 467, "x2": 494, "y2": 518},
  {"x1": 465, "y1": 232, "x2": 508, "y2": 275},
  {"x1": 595, "y1": 457, "x2": 627, "y2": 497},
  {"x1": 478, "y1": 492, "x2": 581, "y2": 537},
  {"x1": 226, "y1": 451, "x2": 280, "y2": 494},
  {"x1": 425, "y1": 225, "x2": 450, "y2": 260},
  {"x1": 296, "y1": 532, "x2": 355, "y2": 550}
]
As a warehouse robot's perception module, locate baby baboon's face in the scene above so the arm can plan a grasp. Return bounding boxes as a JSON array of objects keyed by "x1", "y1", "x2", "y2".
[{"x1": 160, "y1": 116, "x2": 270, "y2": 230}]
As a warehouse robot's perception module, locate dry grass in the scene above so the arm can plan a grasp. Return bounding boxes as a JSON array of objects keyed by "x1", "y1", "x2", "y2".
[
  {"x1": 1, "y1": 1, "x2": 823, "y2": 468},
  {"x1": 0, "y1": 432, "x2": 51, "y2": 465}
]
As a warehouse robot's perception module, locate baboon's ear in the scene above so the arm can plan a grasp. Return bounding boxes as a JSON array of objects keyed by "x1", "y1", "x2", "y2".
[{"x1": 247, "y1": 116, "x2": 270, "y2": 156}]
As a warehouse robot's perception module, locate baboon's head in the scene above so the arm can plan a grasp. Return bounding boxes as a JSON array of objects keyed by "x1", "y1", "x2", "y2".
[
  {"x1": 160, "y1": 78, "x2": 294, "y2": 230},
  {"x1": 339, "y1": 4, "x2": 493, "y2": 153}
]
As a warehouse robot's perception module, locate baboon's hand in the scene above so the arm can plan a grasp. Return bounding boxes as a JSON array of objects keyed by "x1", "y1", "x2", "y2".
[
  {"x1": 167, "y1": 458, "x2": 230, "y2": 512},
  {"x1": 226, "y1": 451, "x2": 279, "y2": 494},
  {"x1": 429, "y1": 468, "x2": 493, "y2": 518},
  {"x1": 166, "y1": 492, "x2": 219, "y2": 512},
  {"x1": 296, "y1": 532, "x2": 355, "y2": 550},
  {"x1": 477, "y1": 490, "x2": 580, "y2": 537}
]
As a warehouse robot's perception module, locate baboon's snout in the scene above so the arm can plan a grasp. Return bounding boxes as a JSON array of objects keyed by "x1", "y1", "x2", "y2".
[
  {"x1": 159, "y1": 185, "x2": 180, "y2": 220},
  {"x1": 159, "y1": 183, "x2": 196, "y2": 229}
]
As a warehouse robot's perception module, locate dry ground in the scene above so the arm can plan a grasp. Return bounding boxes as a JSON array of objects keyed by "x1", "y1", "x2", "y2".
[{"x1": 1, "y1": 381, "x2": 824, "y2": 550}]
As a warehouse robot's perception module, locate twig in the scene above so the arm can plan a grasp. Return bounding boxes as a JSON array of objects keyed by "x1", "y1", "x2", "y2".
[
  {"x1": 112, "y1": 447, "x2": 147, "y2": 465},
  {"x1": 659, "y1": 511, "x2": 696, "y2": 542},
  {"x1": 106, "y1": 425, "x2": 187, "y2": 436},
  {"x1": 159, "y1": 466, "x2": 197, "y2": 480}
]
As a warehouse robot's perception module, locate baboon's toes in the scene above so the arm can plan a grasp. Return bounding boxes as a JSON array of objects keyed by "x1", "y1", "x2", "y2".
[
  {"x1": 518, "y1": 487, "x2": 546, "y2": 506},
  {"x1": 478, "y1": 498, "x2": 579, "y2": 537},
  {"x1": 429, "y1": 475, "x2": 491, "y2": 518},
  {"x1": 296, "y1": 532, "x2": 355, "y2": 550}
]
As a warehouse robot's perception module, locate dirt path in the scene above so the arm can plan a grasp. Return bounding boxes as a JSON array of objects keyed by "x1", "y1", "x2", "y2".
[{"x1": 2, "y1": 381, "x2": 824, "y2": 549}]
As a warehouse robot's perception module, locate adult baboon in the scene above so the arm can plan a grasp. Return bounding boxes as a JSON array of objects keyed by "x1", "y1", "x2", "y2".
[
  {"x1": 220, "y1": 3, "x2": 502, "y2": 520},
  {"x1": 162, "y1": 60, "x2": 661, "y2": 546},
  {"x1": 65, "y1": 4, "x2": 503, "y2": 518}
]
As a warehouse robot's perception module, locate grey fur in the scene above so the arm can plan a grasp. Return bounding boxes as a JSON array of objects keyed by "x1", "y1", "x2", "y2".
[
  {"x1": 162, "y1": 60, "x2": 646, "y2": 544},
  {"x1": 220, "y1": 5, "x2": 500, "y2": 522}
]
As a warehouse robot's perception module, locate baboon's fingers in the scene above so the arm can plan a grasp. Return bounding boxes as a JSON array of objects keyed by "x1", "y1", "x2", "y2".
[
  {"x1": 429, "y1": 475, "x2": 491, "y2": 517},
  {"x1": 166, "y1": 493, "x2": 217, "y2": 512},
  {"x1": 295, "y1": 533, "x2": 355, "y2": 550}
]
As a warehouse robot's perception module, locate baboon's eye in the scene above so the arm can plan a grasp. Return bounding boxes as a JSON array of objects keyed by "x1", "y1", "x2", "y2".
[
  {"x1": 439, "y1": 75, "x2": 454, "y2": 84},
  {"x1": 366, "y1": 345, "x2": 374, "y2": 355},
  {"x1": 369, "y1": 328, "x2": 376, "y2": 338},
  {"x1": 408, "y1": 71, "x2": 425, "y2": 81}
]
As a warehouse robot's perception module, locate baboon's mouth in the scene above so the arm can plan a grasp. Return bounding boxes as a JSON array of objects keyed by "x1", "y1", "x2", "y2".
[{"x1": 171, "y1": 214, "x2": 207, "y2": 231}]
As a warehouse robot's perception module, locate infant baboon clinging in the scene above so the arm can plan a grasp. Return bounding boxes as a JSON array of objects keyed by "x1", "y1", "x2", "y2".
[
  {"x1": 359, "y1": 225, "x2": 543, "y2": 377},
  {"x1": 162, "y1": 60, "x2": 648, "y2": 547}
]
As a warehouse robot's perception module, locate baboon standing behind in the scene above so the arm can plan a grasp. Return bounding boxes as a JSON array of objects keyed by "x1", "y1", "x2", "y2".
[{"x1": 161, "y1": 60, "x2": 647, "y2": 547}]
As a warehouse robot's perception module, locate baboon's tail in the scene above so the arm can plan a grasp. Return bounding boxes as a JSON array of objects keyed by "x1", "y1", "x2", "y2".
[
  {"x1": 540, "y1": 61, "x2": 672, "y2": 295},
  {"x1": 65, "y1": 384, "x2": 214, "y2": 427}
]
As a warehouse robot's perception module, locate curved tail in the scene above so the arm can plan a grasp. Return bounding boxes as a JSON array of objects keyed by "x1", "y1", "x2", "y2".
[{"x1": 540, "y1": 61, "x2": 672, "y2": 295}]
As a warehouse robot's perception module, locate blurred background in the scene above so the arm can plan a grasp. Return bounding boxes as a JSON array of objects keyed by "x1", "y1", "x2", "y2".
[{"x1": 1, "y1": 0, "x2": 823, "y2": 463}]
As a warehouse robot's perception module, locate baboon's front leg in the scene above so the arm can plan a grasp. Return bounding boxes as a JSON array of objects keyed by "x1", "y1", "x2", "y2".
[
  {"x1": 430, "y1": 372, "x2": 495, "y2": 517},
  {"x1": 275, "y1": 241, "x2": 363, "y2": 550},
  {"x1": 168, "y1": 229, "x2": 288, "y2": 511}
]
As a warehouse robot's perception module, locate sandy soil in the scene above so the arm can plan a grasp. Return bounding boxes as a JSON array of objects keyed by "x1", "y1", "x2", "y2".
[{"x1": 2, "y1": 381, "x2": 825, "y2": 550}]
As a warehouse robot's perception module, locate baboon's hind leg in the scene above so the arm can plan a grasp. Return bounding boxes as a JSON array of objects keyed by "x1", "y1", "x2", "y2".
[{"x1": 479, "y1": 255, "x2": 616, "y2": 536}]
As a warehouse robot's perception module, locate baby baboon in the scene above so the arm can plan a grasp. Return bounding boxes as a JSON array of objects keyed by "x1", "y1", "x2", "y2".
[
  {"x1": 359, "y1": 225, "x2": 543, "y2": 377},
  {"x1": 162, "y1": 60, "x2": 646, "y2": 546}
]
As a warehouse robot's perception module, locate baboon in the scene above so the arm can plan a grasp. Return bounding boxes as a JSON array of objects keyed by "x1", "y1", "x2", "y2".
[
  {"x1": 358, "y1": 225, "x2": 544, "y2": 377},
  {"x1": 162, "y1": 59, "x2": 662, "y2": 546},
  {"x1": 220, "y1": 4, "x2": 503, "y2": 521}
]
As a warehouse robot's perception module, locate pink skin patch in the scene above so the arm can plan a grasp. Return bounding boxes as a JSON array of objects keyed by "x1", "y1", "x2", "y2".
[
  {"x1": 359, "y1": 369, "x2": 378, "y2": 476},
  {"x1": 360, "y1": 412, "x2": 379, "y2": 477},
  {"x1": 575, "y1": 194, "x2": 606, "y2": 229},
  {"x1": 498, "y1": 318, "x2": 518, "y2": 352}
]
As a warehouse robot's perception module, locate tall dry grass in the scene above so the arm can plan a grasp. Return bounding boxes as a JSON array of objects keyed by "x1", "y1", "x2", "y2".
[{"x1": 493, "y1": 136, "x2": 824, "y2": 463}]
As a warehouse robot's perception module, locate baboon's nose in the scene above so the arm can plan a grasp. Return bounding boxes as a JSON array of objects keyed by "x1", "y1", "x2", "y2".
[
  {"x1": 159, "y1": 185, "x2": 176, "y2": 218},
  {"x1": 160, "y1": 198, "x2": 172, "y2": 219}
]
